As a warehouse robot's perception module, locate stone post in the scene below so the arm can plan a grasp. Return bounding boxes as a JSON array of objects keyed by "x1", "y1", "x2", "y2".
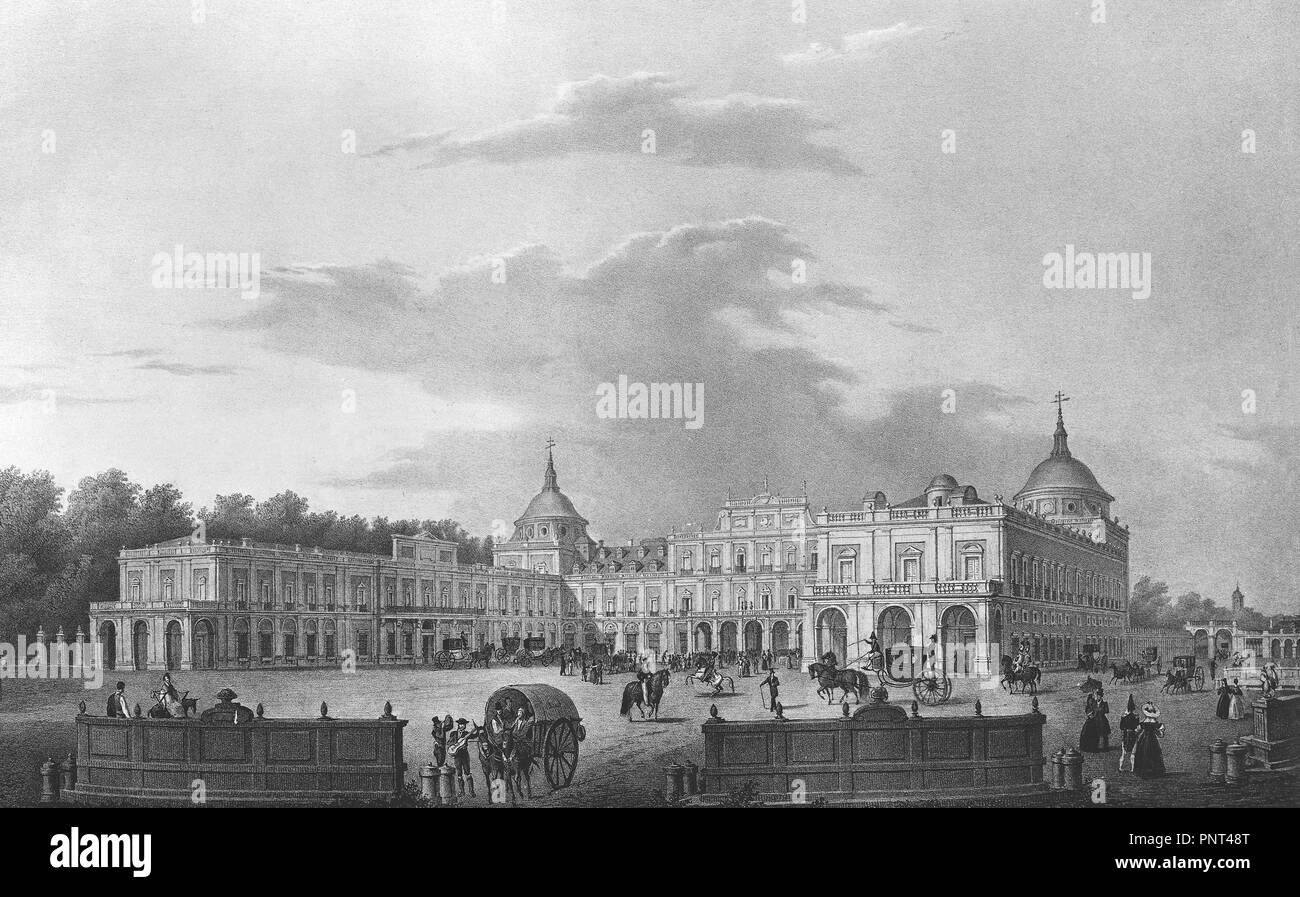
[
  {"x1": 1208, "y1": 739, "x2": 1227, "y2": 784},
  {"x1": 1062, "y1": 747, "x2": 1085, "y2": 791},
  {"x1": 438, "y1": 764, "x2": 457, "y2": 806},
  {"x1": 419, "y1": 764, "x2": 440, "y2": 804},
  {"x1": 1224, "y1": 742, "x2": 1247, "y2": 786},
  {"x1": 40, "y1": 758, "x2": 58, "y2": 803},
  {"x1": 664, "y1": 763, "x2": 684, "y2": 802}
]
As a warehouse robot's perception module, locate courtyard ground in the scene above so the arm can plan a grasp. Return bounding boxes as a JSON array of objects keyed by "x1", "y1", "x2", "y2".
[{"x1": 1, "y1": 663, "x2": 1294, "y2": 807}]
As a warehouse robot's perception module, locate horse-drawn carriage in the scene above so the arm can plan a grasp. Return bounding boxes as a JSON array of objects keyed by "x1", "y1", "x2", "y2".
[
  {"x1": 812, "y1": 641, "x2": 953, "y2": 706},
  {"x1": 434, "y1": 637, "x2": 486, "y2": 670},
  {"x1": 483, "y1": 684, "x2": 584, "y2": 791},
  {"x1": 515, "y1": 636, "x2": 557, "y2": 667},
  {"x1": 1162, "y1": 654, "x2": 1205, "y2": 693}
]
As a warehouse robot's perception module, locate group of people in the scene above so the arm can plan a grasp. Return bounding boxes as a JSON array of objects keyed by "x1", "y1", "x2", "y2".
[
  {"x1": 1079, "y1": 688, "x2": 1166, "y2": 778},
  {"x1": 429, "y1": 702, "x2": 536, "y2": 799}
]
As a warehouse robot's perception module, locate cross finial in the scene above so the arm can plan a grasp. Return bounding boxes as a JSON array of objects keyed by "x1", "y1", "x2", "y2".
[
  {"x1": 1051, "y1": 391, "x2": 1070, "y2": 419},
  {"x1": 545, "y1": 436, "x2": 556, "y2": 452}
]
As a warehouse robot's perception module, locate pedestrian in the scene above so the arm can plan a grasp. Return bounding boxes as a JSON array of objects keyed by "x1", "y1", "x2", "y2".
[
  {"x1": 581, "y1": 657, "x2": 588, "y2": 682},
  {"x1": 1227, "y1": 678, "x2": 1247, "y2": 720},
  {"x1": 1209, "y1": 656, "x2": 1217, "y2": 682},
  {"x1": 1215, "y1": 677, "x2": 1231, "y2": 720},
  {"x1": 1080, "y1": 686, "x2": 1110, "y2": 752},
  {"x1": 760, "y1": 667, "x2": 780, "y2": 715},
  {"x1": 559, "y1": 650, "x2": 567, "y2": 676},
  {"x1": 1118, "y1": 695, "x2": 1140, "y2": 772},
  {"x1": 1133, "y1": 701, "x2": 1166, "y2": 779}
]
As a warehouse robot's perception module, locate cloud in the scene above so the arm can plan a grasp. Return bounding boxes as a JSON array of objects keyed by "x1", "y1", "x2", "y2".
[
  {"x1": 209, "y1": 217, "x2": 1061, "y2": 533},
  {"x1": 0, "y1": 383, "x2": 131, "y2": 406},
  {"x1": 133, "y1": 361, "x2": 240, "y2": 377},
  {"x1": 783, "y1": 21, "x2": 928, "y2": 66},
  {"x1": 366, "y1": 73, "x2": 861, "y2": 175}
]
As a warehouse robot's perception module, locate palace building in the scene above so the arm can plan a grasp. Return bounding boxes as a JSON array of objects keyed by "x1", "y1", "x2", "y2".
[
  {"x1": 802, "y1": 404, "x2": 1130, "y2": 676},
  {"x1": 89, "y1": 406, "x2": 1129, "y2": 674}
]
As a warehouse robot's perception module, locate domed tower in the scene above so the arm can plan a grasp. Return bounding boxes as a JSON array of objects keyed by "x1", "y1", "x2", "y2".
[
  {"x1": 1013, "y1": 400, "x2": 1114, "y2": 526},
  {"x1": 492, "y1": 446, "x2": 594, "y2": 574},
  {"x1": 1230, "y1": 583, "x2": 1245, "y2": 614}
]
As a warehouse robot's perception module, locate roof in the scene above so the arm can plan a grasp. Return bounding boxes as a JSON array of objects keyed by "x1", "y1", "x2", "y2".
[
  {"x1": 515, "y1": 449, "x2": 589, "y2": 525},
  {"x1": 1014, "y1": 409, "x2": 1113, "y2": 502},
  {"x1": 485, "y1": 684, "x2": 582, "y2": 723}
]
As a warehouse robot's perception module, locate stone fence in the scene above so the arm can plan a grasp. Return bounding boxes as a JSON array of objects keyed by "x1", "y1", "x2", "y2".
[
  {"x1": 699, "y1": 695, "x2": 1048, "y2": 804},
  {"x1": 64, "y1": 689, "x2": 407, "y2": 806}
]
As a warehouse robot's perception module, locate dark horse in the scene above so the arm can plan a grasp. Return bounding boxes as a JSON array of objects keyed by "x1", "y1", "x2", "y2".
[
  {"x1": 478, "y1": 725, "x2": 535, "y2": 804},
  {"x1": 620, "y1": 669, "x2": 669, "y2": 720},
  {"x1": 999, "y1": 656, "x2": 1041, "y2": 695},
  {"x1": 1109, "y1": 660, "x2": 1142, "y2": 683},
  {"x1": 808, "y1": 663, "x2": 871, "y2": 704}
]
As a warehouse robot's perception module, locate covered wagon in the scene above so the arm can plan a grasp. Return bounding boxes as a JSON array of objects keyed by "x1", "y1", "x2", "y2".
[{"x1": 484, "y1": 683, "x2": 584, "y2": 790}]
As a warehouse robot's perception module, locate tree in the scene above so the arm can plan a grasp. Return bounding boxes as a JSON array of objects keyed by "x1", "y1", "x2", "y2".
[
  {"x1": 130, "y1": 484, "x2": 194, "y2": 546},
  {"x1": 0, "y1": 467, "x2": 72, "y2": 636}
]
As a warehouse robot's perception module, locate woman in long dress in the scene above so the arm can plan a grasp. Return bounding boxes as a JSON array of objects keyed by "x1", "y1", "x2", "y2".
[
  {"x1": 1215, "y1": 678, "x2": 1232, "y2": 719},
  {"x1": 1227, "y1": 678, "x2": 1248, "y2": 720},
  {"x1": 1133, "y1": 702, "x2": 1166, "y2": 779},
  {"x1": 1080, "y1": 688, "x2": 1111, "y2": 752}
]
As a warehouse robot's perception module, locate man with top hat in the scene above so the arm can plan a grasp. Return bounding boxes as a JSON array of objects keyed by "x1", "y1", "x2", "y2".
[
  {"x1": 432, "y1": 714, "x2": 453, "y2": 767},
  {"x1": 1118, "y1": 695, "x2": 1140, "y2": 772}
]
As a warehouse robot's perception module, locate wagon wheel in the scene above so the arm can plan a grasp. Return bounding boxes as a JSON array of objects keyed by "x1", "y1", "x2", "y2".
[
  {"x1": 434, "y1": 650, "x2": 451, "y2": 670},
  {"x1": 519, "y1": 654, "x2": 532, "y2": 668},
  {"x1": 543, "y1": 718, "x2": 579, "y2": 789},
  {"x1": 1194, "y1": 668, "x2": 1205, "y2": 691},
  {"x1": 914, "y1": 675, "x2": 950, "y2": 706},
  {"x1": 495, "y1": 649, "x2": 510, "y2": 663}
]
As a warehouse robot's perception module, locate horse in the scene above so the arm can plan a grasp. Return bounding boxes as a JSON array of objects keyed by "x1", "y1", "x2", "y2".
[
  {"x1": 807, "y1": 662, "x2": 869, "y2": 704},
  {"x1": 620, "y1": 669, "x2": 670, "y2": 720},
  {"x1": 1160, "y1": 669, "x2": 1191, "y2": 695},
  {"x1": 148, "y1": 688, "x2": 196, "y2": 718},
  {"x1": 1110, "y1": 661, "x2": 1141, "y2": 683},
  {"x1": 685, "y1": 666, "x2": 735, "y2": 696},
  {"x1": 477, "y1": 725, "x2": 534, "y2": 804},
  {"x1": 999, "y1": 656, "x2": 1041, "y2": 695}
]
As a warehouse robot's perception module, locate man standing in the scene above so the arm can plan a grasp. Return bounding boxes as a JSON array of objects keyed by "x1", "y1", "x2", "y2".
[
  {"x1": 106, "y1": 681, "x2": 130, "y2": 718},
  {"x1": 759, "y1": 667, "x2": 780, "y2": 714},
  {"x1": 1118, "y1": 695, "x2": 1140, "y2": 772},
  {"x1": 449, "y1": 718, "x2": 477, "y2": 798}
]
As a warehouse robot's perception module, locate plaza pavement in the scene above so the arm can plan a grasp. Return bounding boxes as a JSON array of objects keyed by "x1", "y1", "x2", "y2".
[{"x1": 1, "y1": 662, "x2": 1294, "y2": 807}]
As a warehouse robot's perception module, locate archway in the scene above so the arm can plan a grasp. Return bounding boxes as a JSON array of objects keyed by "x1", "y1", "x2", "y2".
[
  {"x1": 98, "y1": 621, "x2": 117, "y2": 671},
  {"x1": 1193, "y1": 629, "x2": 1209, "y2": 661},
  {"x1": 816, "y1": 608, "x2": 848, "y2": 665},
  {"x1": 132, "y1": 621, "x2": 149, "y2": 671},
  {"x1": 771, "y1": 621, "x2": 789, "y2": 654},
  {"x1": 192, "y1": 619, "x2": 214, "y2": 669},
  {"x1": 1214, "y1": 629, "x2": 1233, "y2": 661},
  {"x1": 942, "y1": 605, "x2": 978, "y2": 676},
  {"x1": 234, "y1": 618, "x2": 250, "y2": 662},
  {"x1": 694, "y1": 622, "x2": 712, "y2": 653},
  {"x1": 258, "y1": 619, "x2": 274, "y2": 660},
  {"x1": 720, "y1": 621, "x2": 738, "y2": 655},
  {"x1": 877, "y1": 606, "x2": 913, "y2": 677},
  {"x1": 744, "y1": 620, "x2": 763, "y2": 654}
]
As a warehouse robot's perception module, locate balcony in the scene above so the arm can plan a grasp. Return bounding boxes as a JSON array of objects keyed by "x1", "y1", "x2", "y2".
[
  {"x1": 811, "y1": 580, "x2": 1003, "y2": 598},
  {"x1": 759, "y1": 565, "x2": 773, "y2": 573}
]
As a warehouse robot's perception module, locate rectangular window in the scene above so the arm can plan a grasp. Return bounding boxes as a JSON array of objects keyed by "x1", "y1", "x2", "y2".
[
  {"x1": 964, "y1": 555, "x2": 983, "y2": 580},
  {"x1": 902, "y1": 557, "x2": 920, "y2": 582}
]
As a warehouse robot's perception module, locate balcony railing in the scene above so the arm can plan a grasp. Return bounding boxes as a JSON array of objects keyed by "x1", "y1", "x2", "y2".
[{"x1": 811, "y1": 580, "x2": 1003, "y2": 598}]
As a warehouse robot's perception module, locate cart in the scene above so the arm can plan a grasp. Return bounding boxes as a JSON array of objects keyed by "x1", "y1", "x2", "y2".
[
  {"x1": 514, "y1": 636, "x2": 555, "y2": 667},
  {"x1": 484, "y1": 684, "x2": 585, "y2": 790},
  {"x1": 434, "y1": 638, "x2": 481, "y2": 670}
]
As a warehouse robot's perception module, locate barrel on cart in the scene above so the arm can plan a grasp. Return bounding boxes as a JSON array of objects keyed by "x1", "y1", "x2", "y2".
[{"x1": 485, "y1": 684, "x2": 585, "y2": 790}]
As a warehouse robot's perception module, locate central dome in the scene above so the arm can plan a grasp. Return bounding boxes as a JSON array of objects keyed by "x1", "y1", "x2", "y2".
[
  {"x1": 515, "y1": 449, "x2": 588, "y2": 526},
  {"x1": 1019, "y1": 455, "x2": 1110, "y2": 497}
]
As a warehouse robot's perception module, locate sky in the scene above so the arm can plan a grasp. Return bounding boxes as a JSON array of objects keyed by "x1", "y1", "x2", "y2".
[{"x1": 0, "y1": 0, "x2": 1296, "y2": 613}]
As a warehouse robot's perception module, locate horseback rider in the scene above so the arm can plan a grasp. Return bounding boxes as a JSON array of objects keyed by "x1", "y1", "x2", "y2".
[
  {"x1": 820, "y1": 650, "x2": 838, "y2": 670},
  {"x1": 161, "y1": 672, "x2": 181, "y2": 703},
  {"x1": 638, "y1": 669, "x2": 653, "y2": 708}
]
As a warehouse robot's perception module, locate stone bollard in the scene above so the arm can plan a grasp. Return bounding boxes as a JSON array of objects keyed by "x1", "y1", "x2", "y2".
[
  {"x1": 682, "y1": 761, "x2": 699, "y2": 796},
  {"x1": 1050, "y1": 748, "x2": 1066, "y2": 790},
  {"x1": 420, "y1": 764, "x2": 440, "y2": 804},
  {"x1": 40, "y1": 758, "x2": 59, "y2": 803},
  {"x1": 60, "y1": 753, "x2": 77, "y2": 795},
  {"x1": 1224, "y1": 742, "x2": 1247, "y2": 786},
  {"x1": 1062, "y1": 747, "x2": 1085, "y2": 791},
  {"x1": 664, "y1": 763, "x2": 685, "y2": 802},
  {"x1": 1208, "y1": 739, "x2": 1227, "y2": 784},
  {"x1": 438, "y1": 764, "x2": 457, "y2": 806}
]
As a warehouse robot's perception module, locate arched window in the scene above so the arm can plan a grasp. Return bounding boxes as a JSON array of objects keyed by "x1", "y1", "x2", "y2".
[
  {"x1": 735, "y1": 549, "x2": 747, "y2": 572},
  {"x1": 711, "y1": 590, "x2": 720, "y2": 612},
  {"x1": 761, "y1": 588, "x2": 771, "y2": 610},
  {"x1": 709, "y1": 549, "x2": 721, "y2": 572},
  {"x1": 837, "y1": 548, "x2": 857, "y2": 583},
  {"x1": 786, "y1": 589, "x2": 797, "y2": 609}
]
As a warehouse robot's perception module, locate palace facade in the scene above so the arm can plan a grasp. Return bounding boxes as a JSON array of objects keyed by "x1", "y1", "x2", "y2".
[
  {"x1": 89, "y1": 407, "x2": 1129, "y2": 674},
  {"x1": 803, "y1": 407, "x2": 1130, "y2": 676}
]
